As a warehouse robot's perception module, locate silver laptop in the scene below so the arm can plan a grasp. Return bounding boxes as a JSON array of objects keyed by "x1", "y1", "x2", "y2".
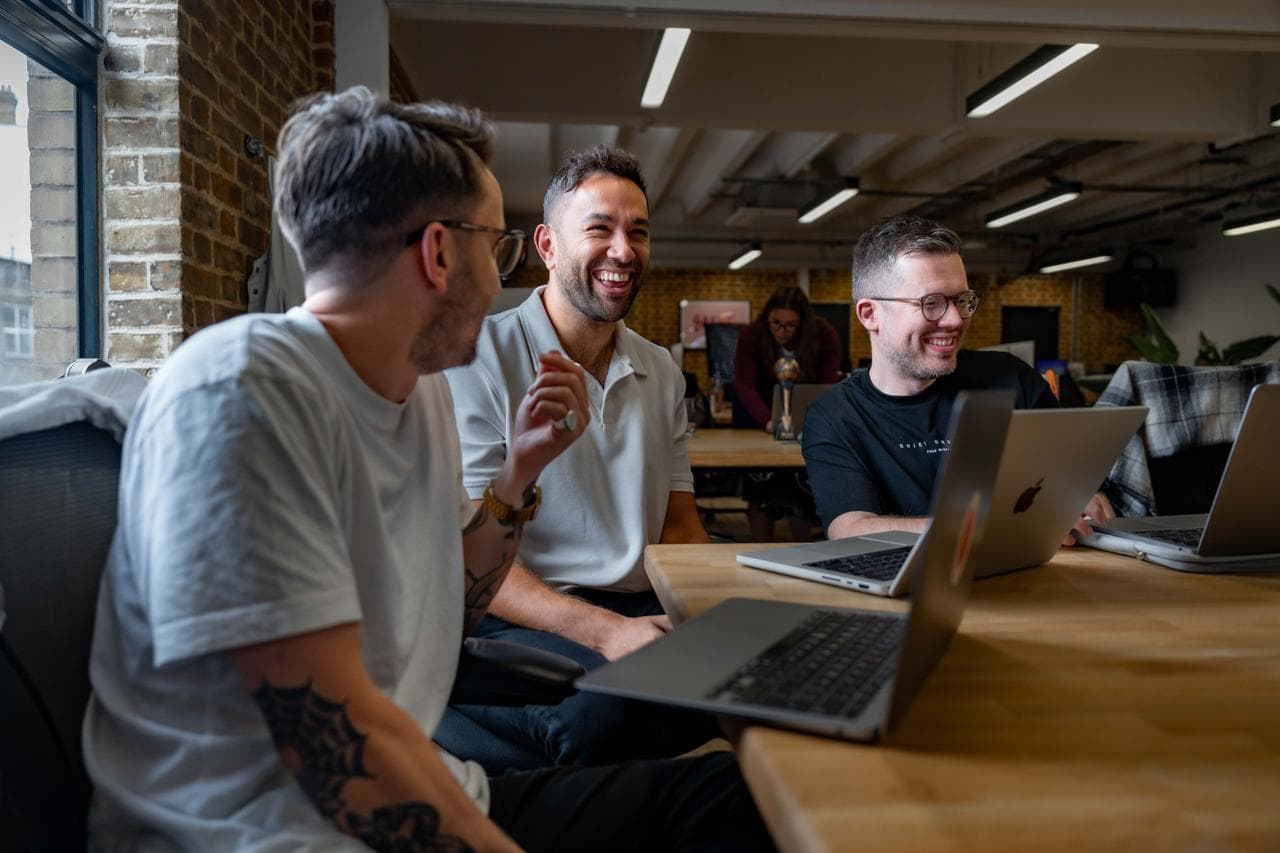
[
  {"x1": 1084, "y1": 383, "x2": 1280, "y2": 572},
  {"x1": 738, "y1": 405, "x2": 1147, "y2": 595},
  {"x1": 769, "y1": 383, "x2": 834, "y2": 438},
  {"x1": 576, "y1": 390, "x2": 1014, "y2": 742}
]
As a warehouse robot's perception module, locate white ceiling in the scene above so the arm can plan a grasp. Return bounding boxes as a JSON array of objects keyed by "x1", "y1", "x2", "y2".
[{"x1": 388, "y1": 1, "x2": 1280, "y2": 271}]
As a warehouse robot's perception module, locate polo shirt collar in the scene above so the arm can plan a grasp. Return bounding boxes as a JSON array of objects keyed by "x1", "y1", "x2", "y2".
[{"x1": 518, "y1": 285, "x2": 647, "y2": 378}]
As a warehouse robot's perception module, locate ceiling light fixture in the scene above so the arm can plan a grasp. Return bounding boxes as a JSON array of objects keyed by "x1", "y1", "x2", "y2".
[
  {"x1": 967, "y1": 43, "x2": 1099, "y2": 118},
  {"x1": 1222, "y1": 209, "x2": 1280, "y2": 237},
  {"x1": 1039, "y1": 254, "x2": 1112, "y2": 274},
  {"x1": 985, "y1": 182, "x2": 1083, "y2": 229},
  {"x1": 797, "y1": 177, "x2": 860, "y2": 224},
  {"x1": 1271, "y1": 102, "x2": 1280, "y2": 128},
  {"x1": 640, "y1": 28, "x2": 691, "y2": 108},
  {"x1": 728, "y1": 242, "x2": 762, "y2": 270}
]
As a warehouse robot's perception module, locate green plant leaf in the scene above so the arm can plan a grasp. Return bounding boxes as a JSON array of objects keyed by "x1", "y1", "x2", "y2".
[
  {"x1": 1197, "y1": 332, "x2": 1223, "y2": 365},
  {"x1": 1129, "y1": 303, "x2": 1179, "y2": 363},
  {"x1": 1221, "y1": 335, "x2": 1280, "y2": 364}
]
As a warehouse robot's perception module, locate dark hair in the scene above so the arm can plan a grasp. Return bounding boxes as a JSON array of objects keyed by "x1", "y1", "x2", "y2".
[
  {"x1": 750, "y1": 287, "x2": 825, "y2": 381},
  {"x1": 542, "y1": 145, "x2": 647, "y2": 224},
  {"x1": 851, "y1": 215, "x2": 963, "y2": 300},
  {"x1": 274, "y1": 86, "x2": 495, "y2": 277}
]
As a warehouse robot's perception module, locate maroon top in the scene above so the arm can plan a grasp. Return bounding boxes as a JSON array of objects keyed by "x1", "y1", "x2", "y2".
[{"x1": 733, "y1": 318, "x2": 841, "y2": 428}]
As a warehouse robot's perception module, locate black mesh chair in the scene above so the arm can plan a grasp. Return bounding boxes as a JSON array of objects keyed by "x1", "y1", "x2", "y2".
[
  {"x1": 0, "y1": 417, "x2": 579, "y2": 851},
  {"x1": 0, "y1": 420, "x2": 117, "y2": 851}
]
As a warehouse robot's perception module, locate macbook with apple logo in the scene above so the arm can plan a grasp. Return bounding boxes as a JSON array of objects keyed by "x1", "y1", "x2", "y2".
[{"x1": 734, "y1": 404, "x2": 1147, "y2": 596}]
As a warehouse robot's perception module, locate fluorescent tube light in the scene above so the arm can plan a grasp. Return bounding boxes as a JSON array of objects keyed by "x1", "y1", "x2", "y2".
[
  {"x1": 728, "y1": 243, "x2": 762, "y2": 270},
  {"x1": 967, "y1": 43, "x2": 1099, "y2": 118},
  {"x1": 798, "y1": 178, "x2": 860, "y2": 224},
  {"x1": 1039, "y1": 254, "x2": 1112, "y2": 274},
  {"x1": 985, "y1": 183, "x2": 1082, "y2": 229},
  {"x1": 641, "y1": 28, "x2": 691, "y2": 108},
  {"x1": 1222, "y1": 210, "x2": 1280, "y2": 237}
]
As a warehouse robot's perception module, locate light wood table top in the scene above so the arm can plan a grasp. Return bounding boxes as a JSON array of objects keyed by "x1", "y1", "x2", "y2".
[
  {"x1": 686, "y1": 428, "x2": 804, "y2": 468},
  {"x1": 644, "y1": 543, "x2": 1280, "y2": 851}
]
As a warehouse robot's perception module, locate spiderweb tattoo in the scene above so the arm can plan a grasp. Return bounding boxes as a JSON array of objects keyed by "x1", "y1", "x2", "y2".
[{"x1": 252, "y1": 679, "x2": 474, "y2": 851}]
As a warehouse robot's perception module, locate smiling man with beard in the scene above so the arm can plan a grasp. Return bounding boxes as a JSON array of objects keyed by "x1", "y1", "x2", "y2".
[
  {"x1": 802, "y1": 214, "x2": 1111, "y2": 543},
  {"x1": 441, "y1": 146, "x2": 718, "y2": 773}
]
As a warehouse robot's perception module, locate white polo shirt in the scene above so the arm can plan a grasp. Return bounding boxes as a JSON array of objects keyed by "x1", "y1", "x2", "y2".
[{"x1": 446, "y1": 287, "x2": 694, "y2": 592}]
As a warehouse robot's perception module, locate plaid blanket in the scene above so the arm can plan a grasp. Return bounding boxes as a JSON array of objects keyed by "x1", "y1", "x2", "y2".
[{"x1": 1096, "y1": 361, "x2": 1280, "y2": 516}]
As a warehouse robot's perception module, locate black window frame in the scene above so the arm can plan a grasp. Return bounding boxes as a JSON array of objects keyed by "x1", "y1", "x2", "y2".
[{"x1": 0, "y1": 0, "x2": 104, "y2": 357}]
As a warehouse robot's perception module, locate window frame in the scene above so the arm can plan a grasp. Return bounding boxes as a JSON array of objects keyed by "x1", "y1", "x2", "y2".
[
  {"x1": 0, "y1": 0, "x2": 103, "y2": 357},
  {"x1": 2, "y1": 302, "x2": 35, "y2": 358}
]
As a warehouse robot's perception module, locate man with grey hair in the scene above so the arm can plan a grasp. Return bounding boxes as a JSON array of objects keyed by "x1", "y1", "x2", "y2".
[
  {"x1": 84, "y1": 88, "x2": 769, "y2": 852},
  {"x1": 802, "y1": 214, "x2": 1109, "y2": 541},
  {"x1": 440, "y1": 145, "x2": 716, "y2": 772}
]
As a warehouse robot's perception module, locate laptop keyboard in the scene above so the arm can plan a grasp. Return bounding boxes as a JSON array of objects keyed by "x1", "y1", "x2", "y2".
[
  {"x1": 1142, "y1": 528, "x2": 1204, "y2": 547},
  {"x1": 708, "y1": 609, "x2": 905, "y2": 717},
  {"x1": 803, "y1": 545, "x2": 913, "y2": 581}
]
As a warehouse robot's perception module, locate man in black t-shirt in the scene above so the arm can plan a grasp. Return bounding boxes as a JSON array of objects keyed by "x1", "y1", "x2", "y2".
[{"x1": 802, "y1": 215, "x2": 1111, "y2": 541}]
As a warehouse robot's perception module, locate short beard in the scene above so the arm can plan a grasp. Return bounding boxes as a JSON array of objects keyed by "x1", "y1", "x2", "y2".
[
  {"x1": 409, "y1": 263, "x2": 484, "y2": 374},
  {"x1": 884, "y1": 346, "x2": 956, "y2": 382},
  {"x1": 561, "y1": 264, "x2": 644, "y2": 323}
]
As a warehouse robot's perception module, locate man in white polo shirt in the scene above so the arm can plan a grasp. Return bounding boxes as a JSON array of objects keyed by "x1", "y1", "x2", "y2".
[{"x1": 441, "y1": 145, "x2": 715, "y2": 771}]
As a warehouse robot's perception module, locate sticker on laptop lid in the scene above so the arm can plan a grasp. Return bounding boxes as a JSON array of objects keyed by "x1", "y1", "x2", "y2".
[{"x1": 951, "y1": 492, "x2": 982, "y2": 587}]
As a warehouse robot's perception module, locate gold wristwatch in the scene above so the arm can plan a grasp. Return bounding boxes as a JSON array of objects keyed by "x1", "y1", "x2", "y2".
[{"x1": 482, "y1": 481, "x2": 541, "y2": 524}]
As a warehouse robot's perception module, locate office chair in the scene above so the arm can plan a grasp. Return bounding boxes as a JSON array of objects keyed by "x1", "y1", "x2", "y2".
[
  {"x1": 1097, "y1": 360, "x2": 1280, "y2": 516},
  {"x1": 0, "y1": 414, "x2": 579, "y2": 851},
  {"x1": 0, "y1": 420, "x2": 117, "y2": 850}
]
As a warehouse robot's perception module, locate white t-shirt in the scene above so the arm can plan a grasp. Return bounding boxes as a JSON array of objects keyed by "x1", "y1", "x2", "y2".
[
  {"x1": 83, "y1": 307, "x2": 487, "y2": 851},
  {"x1": 445, "y1": 287, "x2": 694, "y2": 592}
]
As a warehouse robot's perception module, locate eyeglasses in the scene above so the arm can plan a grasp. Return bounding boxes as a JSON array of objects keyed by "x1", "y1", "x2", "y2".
[
  {"x1": 866, "y1": 290, "x2": 980, "y2": 321},
  {"x1": 403, "y1": 220, "x2": 527, "y2": 280},
  {"x1": 769, "y1": 319, "x2": 800, "y2": 333}
]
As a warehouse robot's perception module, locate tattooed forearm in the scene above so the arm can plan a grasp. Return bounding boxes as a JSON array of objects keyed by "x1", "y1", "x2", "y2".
[
  {"x1": 461, "y1": 505, "x2": 523, "y2": 635},
  {"x1": 252, "y1": 680, "x2": 475, "y2": 852}
]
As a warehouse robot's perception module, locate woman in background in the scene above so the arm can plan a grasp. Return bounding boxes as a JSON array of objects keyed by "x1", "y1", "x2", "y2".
[{"x1": 733, "y1": 287, "x2": 841, "y2": 541}]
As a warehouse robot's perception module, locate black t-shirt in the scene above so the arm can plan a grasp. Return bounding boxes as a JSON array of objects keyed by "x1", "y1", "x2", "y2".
[{"x1": 801, "y1": 350, "x2": 1057, "y2": 529}]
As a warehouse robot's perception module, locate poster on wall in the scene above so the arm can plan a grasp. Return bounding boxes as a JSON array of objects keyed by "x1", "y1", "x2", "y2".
[{"x1": 678, "y1": 299, "x2": 751, "y2": 350}]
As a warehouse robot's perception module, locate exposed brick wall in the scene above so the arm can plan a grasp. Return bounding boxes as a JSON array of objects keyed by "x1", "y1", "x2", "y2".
[
  {"x1": 102, "y1": 0, "x2": 182, "y2": 370},
  {"x1": 177, "y1": 0, "x2": 334, "y2": 335},
  {"x1": 100, "y1": 0, "x2": 334, "y2": 371},
  {"x1": 966, "y1": 273, "x2": 1144, "y2": 372}
]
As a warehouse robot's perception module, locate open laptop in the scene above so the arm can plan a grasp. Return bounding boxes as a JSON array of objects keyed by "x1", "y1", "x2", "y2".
[
  {"x1": 576, "y1": 390, "x2": 1013, "y2": 742},
  {"x1": 769, "y1": 383, "x2": 834, "y2": 439},
  {"x1": 737, "y1": 405, "x2": 1147, "y2": 595},
  {"x1": 1083, "y1": 382, "x2": 1280, "y2": 572}
]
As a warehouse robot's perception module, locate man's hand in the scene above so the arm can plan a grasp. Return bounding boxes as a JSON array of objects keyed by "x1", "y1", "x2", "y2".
[
  {"x1": 1063, "y1": 491, "x2": 1115, "y2": 546},
  {"x1": 499, "y1": 351, "x2": 589, "y2": 497},
  {"x1": 596, "y1": 613, "x2": 673, "y2": 661}
]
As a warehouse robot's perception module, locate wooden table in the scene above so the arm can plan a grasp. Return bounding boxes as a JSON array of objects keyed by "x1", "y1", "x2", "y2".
[
  {"x1": 686, "y1": 428, "x2": 804, "y2": 469},
  {"x1": 644, "y1": 543, "x2": 1280, "y2": 851}
]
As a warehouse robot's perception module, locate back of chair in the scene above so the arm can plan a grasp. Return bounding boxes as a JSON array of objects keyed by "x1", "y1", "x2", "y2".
[
  {"x1": 0, "y1": 420, "x2": 122, "y2": 851},
  {"x1": 703, "y1": 322, "x2": 742, "y2": 390}
]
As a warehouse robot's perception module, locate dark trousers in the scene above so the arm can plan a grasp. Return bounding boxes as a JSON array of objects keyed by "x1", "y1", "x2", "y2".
[
  {"x1": 488, "y1": 751, "x2": 776, "y2": 853},
  {"x1": 435, "y1": 589, "x2": 722, "y2": 773}
]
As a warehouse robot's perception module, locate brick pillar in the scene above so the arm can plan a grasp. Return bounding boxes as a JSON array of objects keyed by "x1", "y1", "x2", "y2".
[{"x1": 102, "y1": 0, "x2": 183, "y2": 371}]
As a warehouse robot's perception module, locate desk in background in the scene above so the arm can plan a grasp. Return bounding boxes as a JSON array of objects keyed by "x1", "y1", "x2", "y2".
[
  {"x1": 686, "y1": 428, "x2": 804, "y2": 469},
  {"x1": 645, "y1": 543, "x2": 1280, "y2": 851}
]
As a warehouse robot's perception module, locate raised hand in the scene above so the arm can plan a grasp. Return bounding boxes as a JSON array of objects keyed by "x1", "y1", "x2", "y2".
[{"x1": 504, "y1": 350, "x2": 590, "y2": 491}]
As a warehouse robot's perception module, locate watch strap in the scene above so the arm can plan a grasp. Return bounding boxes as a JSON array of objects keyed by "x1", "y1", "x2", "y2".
[{"x1": 482, "y1": 481, "x2": 541, "y2": 525}]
